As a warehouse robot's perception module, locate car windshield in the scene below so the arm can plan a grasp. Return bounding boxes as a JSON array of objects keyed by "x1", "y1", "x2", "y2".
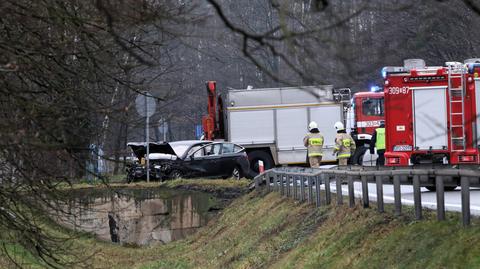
[
  {"x1": 362, "y1": 98, "x2": 384, "y2": 116},
  {"x1": 169, "y1": 142, "x2": 199, "y2": 157}
]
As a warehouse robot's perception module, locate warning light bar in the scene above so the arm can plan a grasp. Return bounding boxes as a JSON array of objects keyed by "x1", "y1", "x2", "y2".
[{"x1": 407, "y1": 76, "x2": 445, "y2": 82}]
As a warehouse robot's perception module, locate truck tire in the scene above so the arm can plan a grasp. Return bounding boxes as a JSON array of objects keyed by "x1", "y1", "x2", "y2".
[
  {"x1": 425, "y1": 186, "x2": 457, "y2": 192},
  {"x1": 351, "y1": 146, "x2": 368, "y2": 165},
  {"x1": 247, "y1": 150, "x2": 274, "y2": 178}
]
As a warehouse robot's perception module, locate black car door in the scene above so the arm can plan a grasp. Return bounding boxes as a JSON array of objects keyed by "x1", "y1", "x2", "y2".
[
  {"x1": 217, "y1": 143, "x2": 238, "y2": 177},
  {"x1": 184, "y1": 144, "x2": 223, "y2": 178},
  {"x1": 182, "y1": 146, "x2": 207, "y2": 177}
]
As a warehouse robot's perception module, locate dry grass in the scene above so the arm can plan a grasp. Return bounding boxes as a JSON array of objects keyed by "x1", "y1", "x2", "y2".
[
  {"x1": 4, "y1": 188, "x2": 480, "y2": 269},
  {"x1": 63, "y1": 178, "x2": 250, "y2": 191}
]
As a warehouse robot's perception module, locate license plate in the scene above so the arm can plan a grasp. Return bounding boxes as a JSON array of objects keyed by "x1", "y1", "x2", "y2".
[{"x1": 393, "y1": 145, "x2": 412, "y2": 151}]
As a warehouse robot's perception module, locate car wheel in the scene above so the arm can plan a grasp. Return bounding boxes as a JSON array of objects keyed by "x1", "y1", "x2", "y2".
[
  {"x1": 230, "y1": 166, "x2": 241, "y2": 180},
  {"x1": 170, "y1": 170, "x2": 183, "y2": 180}
]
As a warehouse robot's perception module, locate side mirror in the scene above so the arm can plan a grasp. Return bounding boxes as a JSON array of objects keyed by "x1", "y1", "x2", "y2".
[{"x1": 189, "y1": 155, "x2": 194, "y2": 161}]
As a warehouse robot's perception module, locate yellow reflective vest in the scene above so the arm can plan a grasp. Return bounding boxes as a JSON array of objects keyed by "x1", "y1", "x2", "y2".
[
  {"x1": 303, "y1": 132, "x2": 324, "y2": 157},
  {"x1": 334, "y1": 133, "x2": 356, "y2": 159},
  {"x1": 375, "y1": 128, "x2": 385, "y2": 150}
]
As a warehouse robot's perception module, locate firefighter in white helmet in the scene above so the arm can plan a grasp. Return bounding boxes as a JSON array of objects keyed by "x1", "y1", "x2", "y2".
[
  {"x1": 303, "y1": 121, "x2": 324, "y2": 168},
  {"x1": 333, "y1": 121, "x2": 356, "y2": 166}
]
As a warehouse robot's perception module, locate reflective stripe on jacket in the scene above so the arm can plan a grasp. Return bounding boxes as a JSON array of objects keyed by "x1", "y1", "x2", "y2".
[
  {"x1": 375, "y1": 128, "x2": 385, "y2": 150},
  {"x1": 303, "y1": 133, "x2": 324, "y2": 157},
  {"x1": 334, "y1": 133, "x2": 356, "y2": 159}
]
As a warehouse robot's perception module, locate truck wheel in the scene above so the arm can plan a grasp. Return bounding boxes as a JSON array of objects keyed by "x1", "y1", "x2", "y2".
[
  {"x1": 351, "y1": 146, "x2": 368, "y2": 165},
  {"x1": 247, "y1": 150, "x2": 274, "y2": 178},
  {"x1": 426, "y1": 186, "x2": 457, "y2": 192}
]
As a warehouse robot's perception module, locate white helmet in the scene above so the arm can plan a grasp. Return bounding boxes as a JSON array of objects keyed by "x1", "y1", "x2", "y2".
[
  {"x1": 308, "y1": 121, "x2": 318, "y2": 131},
  {"x1": 334, "y1": 121, "x2": 344, "y2": 131}
]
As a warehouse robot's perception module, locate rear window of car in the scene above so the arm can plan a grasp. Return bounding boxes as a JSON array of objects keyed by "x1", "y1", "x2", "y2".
[{"x1": 222, "y1": 143, "x2": 235, "y2": 154}]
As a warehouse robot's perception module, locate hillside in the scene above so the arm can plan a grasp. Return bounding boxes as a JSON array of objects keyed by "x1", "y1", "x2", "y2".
[
  {"x1": 3, "y1": 187, "x2": 480, "y2": 268},
  {"x1": 136, "y1": 191, "x2": 480, "y2": 269}
]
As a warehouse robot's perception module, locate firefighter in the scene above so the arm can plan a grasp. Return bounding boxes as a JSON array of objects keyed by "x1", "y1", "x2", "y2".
[
  {"x1": 303, "y1": 121, "x2": 324, "y2": 168},
  {"x1": 370, "y1": 121, "x2": 386, "y2": 165},
  {"x1": 333, "y1": 121, "x2": 356, "y2": 166}
]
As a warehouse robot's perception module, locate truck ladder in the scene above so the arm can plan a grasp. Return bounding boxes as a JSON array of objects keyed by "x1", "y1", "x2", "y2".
[{"x1": 447, "y1": 63, "x2": 466, "y2": 151}]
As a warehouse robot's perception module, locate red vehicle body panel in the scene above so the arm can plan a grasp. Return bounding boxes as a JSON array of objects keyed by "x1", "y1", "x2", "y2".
[{"x1": 384, "y1": 64, "x2": 479, "y2": 166}]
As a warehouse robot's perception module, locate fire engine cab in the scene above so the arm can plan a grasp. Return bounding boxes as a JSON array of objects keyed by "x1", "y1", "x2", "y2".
[
  {"x1": 383, "y1": 59, "x2": 480, "y2": 166},
  {"x1": 348, "y1": 90, "x2": 384, "y2": 164}
]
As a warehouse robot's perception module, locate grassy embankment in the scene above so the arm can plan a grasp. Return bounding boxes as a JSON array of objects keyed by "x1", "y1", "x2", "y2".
[
  {"x1": 136, "y1": 191, "x2": 480, "y2": 269},
  {"x1": 59, "y1": 176, "x2": 251, "y2": 192},
  {"x1": 3, "y1": 180, "x2": 480, "y2": 268}
]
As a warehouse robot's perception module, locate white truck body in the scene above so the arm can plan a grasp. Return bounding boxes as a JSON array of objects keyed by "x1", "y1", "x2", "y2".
[{"x1": 223, "y1": 85, "x2": 345, "y2": 165}]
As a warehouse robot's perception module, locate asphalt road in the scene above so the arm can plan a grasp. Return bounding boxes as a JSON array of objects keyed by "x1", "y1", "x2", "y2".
[{"x1": 327, "y1": 183, "x2": 480, "y2": 215}]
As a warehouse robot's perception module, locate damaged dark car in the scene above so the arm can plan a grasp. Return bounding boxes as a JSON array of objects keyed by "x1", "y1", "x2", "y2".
[{"x1": 126, "y1": 140, "x2": 250, "y2": 182}]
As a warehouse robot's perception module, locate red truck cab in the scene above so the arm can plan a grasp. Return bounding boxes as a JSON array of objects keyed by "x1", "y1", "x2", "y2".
[{"x1": 348, "y1": 91, "x2": 384, "y2": 164}]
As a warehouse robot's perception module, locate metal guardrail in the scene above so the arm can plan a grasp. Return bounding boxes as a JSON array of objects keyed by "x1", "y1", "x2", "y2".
[{"x1": 254, "y1": 167, "x2": 480, "y2": 226}]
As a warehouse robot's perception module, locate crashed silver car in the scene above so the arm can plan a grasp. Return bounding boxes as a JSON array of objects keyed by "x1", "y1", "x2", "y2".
[{"x1": 126, "y1": 140, "x2": 250, "y2": 182}]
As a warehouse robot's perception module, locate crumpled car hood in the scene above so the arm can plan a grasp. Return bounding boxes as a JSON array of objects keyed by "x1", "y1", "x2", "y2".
[
  {"x1": 127, "y1": 142, "x2": 177, "y2": 159},
  {"x1": 149, "y1": 153, "x2": 177, "y2": 160}
]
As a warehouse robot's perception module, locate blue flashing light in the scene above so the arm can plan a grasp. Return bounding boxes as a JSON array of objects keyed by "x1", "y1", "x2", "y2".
[
  {"x1": 381, "y1": 67, "x2": 387, "y2": 79},
  {"x1": 370, "y1": 86, "x2": 379, "y2": 92}
]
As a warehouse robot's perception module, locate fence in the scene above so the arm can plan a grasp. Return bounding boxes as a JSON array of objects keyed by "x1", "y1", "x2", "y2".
[{"x1": 254, "y1": 167, "x2": 480, "y2": 226}]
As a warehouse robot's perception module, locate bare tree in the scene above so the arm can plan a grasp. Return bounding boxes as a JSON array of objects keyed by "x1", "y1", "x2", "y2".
[{"x1": 0, "y1": 0, "x2": 203, "y2": 266}]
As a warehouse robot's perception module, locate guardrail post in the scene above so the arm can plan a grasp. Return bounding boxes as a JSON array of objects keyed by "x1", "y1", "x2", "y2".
[
  {"x1": 348, "y1": 175, "x2": 355, "y2": 208},
  {"x1": 291, "y1": 175, "x2": 295, "y2": 198},
  {"x1": 286, "y1": 175, "x2": 291, "y2": 197},
  {"x1": 393, "y1": 175, "x2": 401, "y2": 216},
  {"x1": 435, "y1": 175, "x2": 445, "y2": 221},
  {"x1": 300, "y1": 176, "x2": 306, "y2": 202},
  {"x1": 361, "y1": 175, "x2": 369, "y2": 208},
  {"x1": 254, "y1": 175, "x2": 260, "y2": 190},
  {"x1": 280, "y1": 174, "x2": 285, "y2": 196},
  {"x1": 413, "y1": 175, "x2": 422, "y2": 220},
  {"x1": 274, "y1": 173, "x2": 279, "y2": 192},
  {"x1": 308, "y1": 176, "x2": 313, "y2": 204},
  {"x1": 461, "y1": 176, "x2": 471, "y2": 226},
  {"x1": 292, "y1": 176, "x2": 298, "y2": 200},
  {"x1": 336, "y1": 174, "x2": 343, "y2": 205},
  {"x1": 324, "y1": 174, "x2": 331, "y2": 205},
  {"x1": 266, "y1": 173, "x2": 271, "y2": 192},
  {"x1": 315, "y1": 175, "x2": 321, "y2": 207},
  {"x1": 375, "y1": 175, "x2": 384, "y2": 213}
]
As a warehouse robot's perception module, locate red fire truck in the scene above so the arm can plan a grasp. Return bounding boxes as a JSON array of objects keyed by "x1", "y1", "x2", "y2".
[{"x1": 383, "y1": 59, "x2": 480, "y2": 166}]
